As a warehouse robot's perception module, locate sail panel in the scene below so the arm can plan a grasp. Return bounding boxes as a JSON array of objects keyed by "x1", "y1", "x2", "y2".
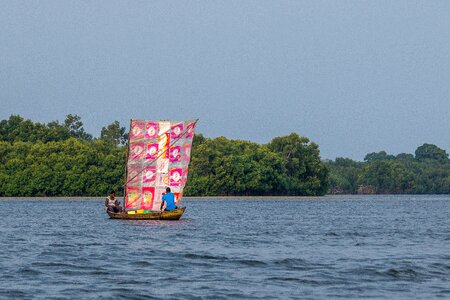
[{"x1": 125, "y1": 119, "x2": 196, "y2": 211}]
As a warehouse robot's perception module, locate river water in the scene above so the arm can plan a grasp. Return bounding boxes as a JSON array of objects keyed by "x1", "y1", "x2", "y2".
[{"x1": 0, "y1": 195, "x2": 449, "y2": 299}]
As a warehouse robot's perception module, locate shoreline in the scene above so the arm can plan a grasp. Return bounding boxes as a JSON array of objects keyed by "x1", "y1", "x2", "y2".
[{"x1": 1, "y1": 194, "x2": 449, "y2": 200}]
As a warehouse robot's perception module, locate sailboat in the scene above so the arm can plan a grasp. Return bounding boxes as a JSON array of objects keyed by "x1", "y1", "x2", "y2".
[{"x1": 107, "y1": 119, "x2": 197, "y2": 220}]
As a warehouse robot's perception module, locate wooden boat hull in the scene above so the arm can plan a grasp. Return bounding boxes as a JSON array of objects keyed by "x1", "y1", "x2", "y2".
[{"x1": 107, "y1": 207, "x2": 186, "y2": 220}]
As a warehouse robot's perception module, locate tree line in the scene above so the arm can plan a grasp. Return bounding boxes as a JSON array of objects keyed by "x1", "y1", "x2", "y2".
[
  {"x1": 0, "y1": 115, "x2": 329, "y2": 197},
  {"x1": 326, "y1": 145, "x2": 450, "y2": 194},
  {"x1": 1, "y1": 115, "x2": 448, "y2": 196}
]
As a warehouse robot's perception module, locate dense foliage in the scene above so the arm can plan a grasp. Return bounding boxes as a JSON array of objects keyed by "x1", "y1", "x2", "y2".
[
  {"x1": 0, "y1": 115, "x2": 329, "y2": 196},
  {"x1": 0, "y1": 115, "x2": 126, "y2": 196},
  {"x1": 185, "y1": 133, "x2": 328, "y2": 196},
  {"x1": 2, "y1": 115, "x2": 448, "y2": 196},
  {"x1": 326, "y1": 146, "x2": 450, "y2": 194}
]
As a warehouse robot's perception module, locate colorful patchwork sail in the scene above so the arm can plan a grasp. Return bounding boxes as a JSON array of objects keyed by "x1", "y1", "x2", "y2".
[{"x1": 124, "y1": 119, "x2": 197, "y2": 211}]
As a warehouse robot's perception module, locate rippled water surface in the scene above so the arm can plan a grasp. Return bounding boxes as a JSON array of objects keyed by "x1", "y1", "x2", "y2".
[{"x1": 1, "y1": 195, "x2": 449, "y2": 299}]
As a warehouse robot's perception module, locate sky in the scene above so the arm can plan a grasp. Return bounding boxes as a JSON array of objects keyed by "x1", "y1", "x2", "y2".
[{"x1": 1, "y1": 1, "x2": 449, "y2": 160}]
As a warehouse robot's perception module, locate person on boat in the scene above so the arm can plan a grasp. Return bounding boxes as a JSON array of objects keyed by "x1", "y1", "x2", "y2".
[
  {"x1": 160, "y1": 187, "x2": 177, "y2": 211},
  {"x1": 105, "y1": 190, "x2": 122, "y2": 213}
]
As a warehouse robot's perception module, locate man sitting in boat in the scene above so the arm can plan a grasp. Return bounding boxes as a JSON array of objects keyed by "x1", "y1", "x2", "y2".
[
  {"x1": 160, "y1": 187, "x2": 177, "y2": 211},
  {"x1": 105, "y1": 190, "x2": 122, "y2": 213}
]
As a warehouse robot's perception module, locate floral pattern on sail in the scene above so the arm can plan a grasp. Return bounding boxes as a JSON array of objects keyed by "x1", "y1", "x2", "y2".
[
  {"x1": 130, "y1": 142, "x2": 144, "y2": 161},
  {"x1": 169, "y1": 146, "x2": 181, "y2": 163},
  {"x1": 130, "y1": 121, "x2": 144, "y2": 140},
  {"x1": 145, "y1": 122, "x2": 159, "y2": 139},
  {"x1": 145, "y1": 143, "x2": 158, "y2": 160},
  {"x1": 171, "y1": 123, "x2": 183, "y2": 139},
  {"x1": 125, "y1": 119, "x2": 197, "y2": 211},
  {"x1": 169, "y1": 168, "x2": 182, "y2": 186}
]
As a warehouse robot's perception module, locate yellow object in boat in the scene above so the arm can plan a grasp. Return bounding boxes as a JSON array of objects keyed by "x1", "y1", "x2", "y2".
[
  {"x1": 127, "y1": 211, "x2": 136, "y2": 215},
  {"x1": 136, "y1": 209, "x2": 144, "y2": 214}
]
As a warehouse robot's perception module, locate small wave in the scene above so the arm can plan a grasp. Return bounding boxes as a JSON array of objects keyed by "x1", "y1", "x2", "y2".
[
  {"x1": 37, "y1": 250, "x2": 71, "y2": 257},
  {"x1": 438, "y1": 289, "x2": 450, "y2": 295},
  {"x1": 236, "y1": 259, "x2": 267, "y2": 266},
  {"x1": 325, "y1": 232, "x2": 339, "y2": 236},
  {"x1": 0, "y1": 290, "x2": 29, "y2": 298},
  {"x1": 18, "y1": 267, "x2": 42, "y2": 275},
  {"x1": 184, "y1": 253, "x2": 229, "y2": 261},
  {"x1": 117, "y1": 279, "x2": 144, "y2": 285},
  {"x1": 384, "y1": 268, "x2": 419, "y2": 280},
  {"x1": 267, "y1": 276, "x2": 319, "y2": 285},
  {"x1": 90, "y1": 270, "x2": 111, "y2": 275},
  {"x1": 275, "y1": 258, "x2": 308, "y2": 266},
  {"x1": 325, "y1": 231, "x2": 368, "y2": 237},
  {"x1": 133, "y1": 260, "x2": 152, "y2": 267},
  {"x1": 57, "y1": 270, "x2": 87, "y2": 276},
  {"x1": 32, "y1": 261, "x2": 100, "y2": 271},
  {"x1": 49, "y1": 242, "x2": 73, "y2": 248},
  {"x1": 429, "y1": 262, "x2": 450, "y2": 273},
  {"x1": 272, "y1": 258, "x2": 311, "y2": 270},
  {"x1": 108, "y1": 288, "x2": 161, "y2": 299},
  {"x1": 59, "y1": 287, "x2": 94, "y2": 294}
]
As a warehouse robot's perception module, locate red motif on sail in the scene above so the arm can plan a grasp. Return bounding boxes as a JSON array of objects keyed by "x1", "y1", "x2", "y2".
[
  {"x1": 169, "y1": 168, "x2": 182, "y2": 186},
  {"x1": 169, "y1": 146, "x2": 181, "y2": 163},
  {"x1": 145, "y1": 143, "x2": 158, "y2": 160},
  {"x1": 171, "y1": 123, "x2": 183, "y2": 139},
  {"x1": 141, "y1": 187, "x2": 155, "y2": 210},
  {"x1": 145, "y1": 122, "x2": 159, "y2": 139},
  {"x1": 174, "y1": 192, "x2": 182, "y2": 205},
  {"x1": 125, "y1": 186, "x2": 140, "y2": 209}
]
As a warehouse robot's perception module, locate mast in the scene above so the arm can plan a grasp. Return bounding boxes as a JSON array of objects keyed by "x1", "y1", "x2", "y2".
[{"x1": 122, "y1": 119, "x2": 132, "y2": 208}]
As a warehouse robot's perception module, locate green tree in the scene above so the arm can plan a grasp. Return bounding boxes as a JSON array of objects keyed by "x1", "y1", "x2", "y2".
[
  {"x1": 358, "y1": 160, "x2": 414, "y2": 194},
  {"x1": 325, "y1": 157, "x2": 363, "y2": 194},
  {"x1": 364, "y1": 151, "x2": 395, "y2": 162},
  {"x1": 415, "y1": 143, "x2": 449, "y2": 163},
  {"x1": 64, "y1": 114, "x2": 92, "y2": 141},
  {"x1": 0, "y1": 115, "x2": 70, "y2": 143},
  {"x1": 267, "y1": 133, "x2": 328, "y2": 195},
  {"x1": 100, "y1": 121, "x2": 128, "y2": 145}
]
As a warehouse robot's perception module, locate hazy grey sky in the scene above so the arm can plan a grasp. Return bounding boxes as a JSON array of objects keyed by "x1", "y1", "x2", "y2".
[{"x1": 1, "y1": 1, "x2": 449, "y2": 160}]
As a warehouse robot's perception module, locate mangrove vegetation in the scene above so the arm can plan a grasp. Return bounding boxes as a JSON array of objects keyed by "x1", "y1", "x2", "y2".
[{"x1": 0, "y1": 115, "x2": 449, "y2": 196}]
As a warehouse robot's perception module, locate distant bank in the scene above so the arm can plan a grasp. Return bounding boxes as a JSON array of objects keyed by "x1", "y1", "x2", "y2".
[{"x1": 1, "y1": 114, "x2": 449, "y2": 197}]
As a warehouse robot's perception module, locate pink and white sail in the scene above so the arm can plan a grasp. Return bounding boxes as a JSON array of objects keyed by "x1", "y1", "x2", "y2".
[{"x1": 125, "y1": 120, "x2": 197, "y2": 211}]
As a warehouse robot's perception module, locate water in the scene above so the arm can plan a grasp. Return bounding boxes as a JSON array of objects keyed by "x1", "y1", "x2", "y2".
[{"x1": 0, "y1": 195, "x2": 449, "y2": 299}]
